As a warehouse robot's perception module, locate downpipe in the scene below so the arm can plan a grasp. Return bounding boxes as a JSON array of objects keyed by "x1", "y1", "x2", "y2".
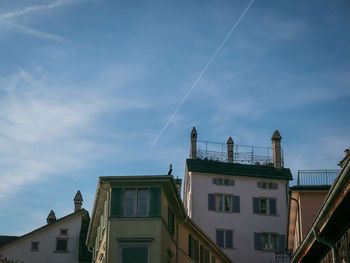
[{"x1": 312, "y1": 227, "x2": 337, "y2": 263}]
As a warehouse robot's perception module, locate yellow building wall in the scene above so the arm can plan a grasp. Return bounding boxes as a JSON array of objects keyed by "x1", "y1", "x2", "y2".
[{"x1": 108, "y1": 219, "x2": 162, "y2": 263}]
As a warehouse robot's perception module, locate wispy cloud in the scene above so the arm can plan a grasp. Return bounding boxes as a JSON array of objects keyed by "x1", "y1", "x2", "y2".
[
  {"x1": 1, "y1": 20, "x2": 69, "y2": 42},
  {"x1": 0, "y1": 0, "x2": 85, "y2": 41},
  {"x1": 0, "y1": 0, "x2": 79, "y2": 21}
]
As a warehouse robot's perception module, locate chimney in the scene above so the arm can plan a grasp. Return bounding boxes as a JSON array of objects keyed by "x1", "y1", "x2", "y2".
[
  {"x1": 227, "y1": 137, "x2": 234, "y2": 163},
  {"x1": 174, "y1": 177, "x2": 182, "y2": 196},
  {"x1": 190, "y1": 127, "x2": 197, "y2": 159},
  {"x1": 271, "y1": 130, "x2": 282, "y2": 168},
  {"x1": 47, "y1": 210, "x2": 56, "y2": 224},
  {"x1": 74, "y1": 190, "x2": 83, "y2": 212}
]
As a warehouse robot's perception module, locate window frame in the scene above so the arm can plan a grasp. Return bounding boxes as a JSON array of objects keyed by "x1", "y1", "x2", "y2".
[
  {"x1": 122, "y1": 187, "x2": 150, "y2": 217},
  {"x1": 215, "y1": 229, "x2": 234, "y2": 249},
  {"x1": 261, "y1": 232, "x2": 278, "y2": 251},
  {"x1": 30, "y1": 241, "x2": 39, "y2": 252},
  {"x1": 55, "y1": 238, "x2": 69, "y2": 253},
  {"x1": 253, "y1": 197, "x2": 277, "y2": 216},
  {"x1": 215, "y1": 193, "x2": 232, "y2": 212}
]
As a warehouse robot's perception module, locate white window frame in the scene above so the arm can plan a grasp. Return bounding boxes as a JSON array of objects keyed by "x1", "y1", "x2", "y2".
[
  {"x1": 216, "y1": 229, "x2": 234, "y2": 249},
  {"x1": 260, "y1": 232, "x2": 278, "y2": 251},
  {"x1": 123, "y1": 188, "x2": 149, "y2": 217}
]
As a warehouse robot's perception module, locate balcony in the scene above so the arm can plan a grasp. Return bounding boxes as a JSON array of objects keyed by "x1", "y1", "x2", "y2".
[
  {"x1": 195, "y1": 140, "x2": 282, "y2": 166},
  {"x1": 296, "y1": 170, "x2": 341, "y2": 186}
]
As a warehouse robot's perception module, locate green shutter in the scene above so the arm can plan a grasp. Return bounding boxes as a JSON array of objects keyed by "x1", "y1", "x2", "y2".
[
  {"x1": 189, "y1": 234, "x2": 193, "y2": 258},
  {"x1": 122, "y1": 247, "x2": 148, "y2": 263},
  {"x1": 168, "y1": 208, "x2": 175, "y2": 235},
  {"x1": 111, "y1": 188, "x2": 123, "y2": 217},
  {"x1": 149, "y1": 187, "x2": 161, "y2": 217},
  {"x1": 194, "y1": 238, "x2": 199, "y2": 263}
]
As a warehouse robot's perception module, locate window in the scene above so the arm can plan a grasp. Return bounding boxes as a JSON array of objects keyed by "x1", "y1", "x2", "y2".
[
  {"x1": 213, "y1": 178, "x2": 234, "y2": 186},
  {"x1": 200, "y1": 245, "x2": 209, "y2": 263},
  {"x1": 56, "y1": 239, "x2": 68, "y2": 252},
  {"x1": 189, "y1": 234, "x2": 199, "y2": 262},
  {"x1": 168, "y1": 208, "x2": 175, "y2": 235},
  {"x1": 60, "y1": 229, "x2": 68, "y2": 235},
  {"x1": 208, "y1": 194, "x2": 240, "y2": 213},
  {"x1": 257, "y1": 182, "x2": 278, "y2": 189},
  {"x1": 254, "y1": 233, "x2": 285, "y2": 252},
  {"x1": 111, "y1": 187, "x2": 159, "y2": 217},
  {"x1": 121, "y1": 246, "x2": 148, "y2": 263},
  {"x1": 216, "y1": 229, "x2": 233, "y2": 249},
  {"x1": 31, "y1": 241, "x2": 39, "y2": 251},
  {"x1": 253, "y1": 197, "x2": 277, "y2": 215},
  {"x1": 212, "y1": 255, "x2": 216, "y2": 263}
]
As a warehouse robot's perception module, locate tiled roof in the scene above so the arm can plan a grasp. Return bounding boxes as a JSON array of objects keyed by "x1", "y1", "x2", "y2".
[{"x1": 186, "y1": 158, "x2": 293, "y2": 180}]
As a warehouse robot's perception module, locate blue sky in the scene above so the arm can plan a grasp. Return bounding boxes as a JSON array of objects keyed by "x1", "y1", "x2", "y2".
[{"x1": 0, "y1": 0, "x2": 349, "y2": 235}]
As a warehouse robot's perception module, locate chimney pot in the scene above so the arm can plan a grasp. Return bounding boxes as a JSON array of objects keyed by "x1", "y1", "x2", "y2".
[
  {"x1": 74, "y1": 190, "x2": 83, "y2": 212},
  {"x1": 271, "y1": 130, "x2": 283, "y2": 168}
]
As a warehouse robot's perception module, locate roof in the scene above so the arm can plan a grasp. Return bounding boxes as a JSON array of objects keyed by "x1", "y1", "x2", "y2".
[
  {"x1": 0, "y1": 236, "x2": 18, "y2": 248},
  {"x1": 186, "y1": 158, "x2": 293, "y2": 180},
  {"x1": 0, "y1": 209, "x2": 89, "y2": 251},
  {"x1": 290, "y1": 185, "x2": 331, "y2": 191},
  {"x1": 291, "y1": 157, "x2": 350, "y2": 262}
]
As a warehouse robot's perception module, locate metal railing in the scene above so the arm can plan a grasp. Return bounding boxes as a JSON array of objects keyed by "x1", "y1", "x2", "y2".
[
  {"x1": 195, "y1": 140, "x2": 280, "y2": 165},
  {"x1": 297, "y1": 170, "x2": 341, "y2": 186}
]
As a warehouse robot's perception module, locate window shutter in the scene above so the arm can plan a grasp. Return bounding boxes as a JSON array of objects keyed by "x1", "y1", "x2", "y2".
[
  {"x1": 278, "y1": 234, "x2": 286, "y2": 252},
  {"x1": 254, "y1": 233, "x2": 262, "y2": 250},
  {"x1": 208, "y1": 194, "x2": 216, "y2": 211},
  {"x1": 194, "y1": 238, "x2": 199, "y2": 263},
  {"x1": 212, "y1": 178, "x2": 217, "y2": 184},
  {"x1": 273, "y1": 183, "x2": 278, "y2": 189},
  {"x1": 200, "y1": 246, "x2": 204, "y2": 263},
  {"x1": 104, "y1": 200, "x2": 108, "y2": 223},
  {"x1": 232, "y1": 195, "x2": 240, "y2": 212},
  {"x1": 257, "y1": 182, "x2": 263, "y2": 188},
  {"x1": 189, "y1": 234, "x2": 194, "y2": 258},
  {"x1": 229, "y1": 180, "x2": 235, "y2": 186},
  {"x1": 111, "y1": 188, "x2": 123, "y2": 217},
  {"x1": 216, "y1": 230, "x2": 224, "y2": 248},
  {"x1": 168, "y1": 208, "x2": 175, "y2": 235},
  {"x1": 149, "y1": 187, "x2": 161, "y2": 216},
  {"x1": 225, "y1": 230, "x2": 233, "y2": 248},
  {"x1": 253, "y1": 197, "x2": 260, "y2": 214},
  {"x1": 269, "y1": 199, "x2": 277, "y2": 215}
]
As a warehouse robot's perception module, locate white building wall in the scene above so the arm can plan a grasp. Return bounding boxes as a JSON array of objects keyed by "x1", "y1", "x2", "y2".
[
  {"x1": 188, "y1": 171, "x2": 288, "y2": 263},
  {"x1": 0, "y1": 215, "x2": 82, "y2": 263}
]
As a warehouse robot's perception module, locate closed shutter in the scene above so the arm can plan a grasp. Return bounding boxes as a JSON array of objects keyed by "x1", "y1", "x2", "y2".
[
  {"x1": 229, "y1": 180, "x2": 235, "y2": 186},
  {"x1": 189, "y1": 234, "x2": 193, "y2": 258},
  {"x1": 194, "y1": 238, "x2": 199, "y2": 263},
  {"x1": 104, "y1": 200, "x2": 108, "y2": 223},
  {"x1": 225, "y1": 230, "x2": 233, "y2": 248},
  {"x1": 200, "y1": 246, "x2": 204, "y2": 263},
  {"x1": 277, "y1": 234, "x2": 286, "y2": 252},
  {"x1": 253, "y1": 197, "x2": 260, "y2": 214},
  {"x1": 122, "y1": 247, "x2": 148, "y2": 263},
  {"x1": 111, "y1": 188, "x2": 123, "y2": 217},
  {"x1": 212, "y1": 178, "x2": 217, "y2": 184},
  {"x1": 168, "y1": 208, "x2": 175, "y2": 235},
  {"x1": 269, "y1": 199, "x2": 277, "y2": 215},
  {"x1": 232, "y1": 195, "x2": 240, "y2": 212},
  {"x1": 257, "y1": 182, "x2": 264, "y2": 188},
  {"x1": 208, "y1": 194, "x2": 216, "y2": 211},
  {"x1": 272, "y1": 183, "x2": 278, "y2": 189},
  {"x1": 254, "y1": 233, "x2": 262, "y2": 250},
  {"x1": 149, "y1": 187, "x2": 161, "y2": 216},
  {"x1": 216, "y1": 230, "x2": 224, "y2": 248}
]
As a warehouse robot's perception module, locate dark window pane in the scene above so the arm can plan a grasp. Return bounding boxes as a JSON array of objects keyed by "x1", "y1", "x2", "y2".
[
  {"x1": 225, "y1": 230, "x2": 233, "y2": 248},
  {"x1": 216, "y1": 230, "x2": 224, "y2": 248},
  {"x1": 56, "y1": 239, "x2": 68, "y2": 252}
]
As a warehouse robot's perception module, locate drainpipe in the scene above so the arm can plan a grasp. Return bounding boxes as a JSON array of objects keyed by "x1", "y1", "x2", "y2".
[
  {"x1": 289, "y1": 190, "x2": 301, "y2": 245},
  {"x1": 312, "y1": 228, "x2": 338, "y2": 263},
  {"x1": 100, "y1": 181, "x2": 110, "y2": 263}
]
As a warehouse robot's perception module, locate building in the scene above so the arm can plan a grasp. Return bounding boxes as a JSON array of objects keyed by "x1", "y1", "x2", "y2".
[
  {"x1": 86, "y1": 174, "x2": 232, "y2": 263},
  {"x1": 290, "y1": 149, "x2": 350, "y2": 263},
  {"x1": 0, "y1": 191, "x2": 91, "y2": 263},
  {"x1": 287, "y1": 169, "x2": 340, "y2": 253},
  {"x1": 184, "y1": 128, "x2": 293, "y2": 263}
]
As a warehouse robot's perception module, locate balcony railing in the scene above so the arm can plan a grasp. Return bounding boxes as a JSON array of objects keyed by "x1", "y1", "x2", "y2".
[
  {"x1": 297, "y1": 170, "x2": 341, "y2": 186},
  {"x1": 195, "y1": 140, "x2": 280, "y2": 166}
]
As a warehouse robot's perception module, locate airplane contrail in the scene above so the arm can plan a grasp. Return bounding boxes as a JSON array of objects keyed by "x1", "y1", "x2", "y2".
[{"x1": 151, "y1": 0, "x2": 255, "y2": 148}]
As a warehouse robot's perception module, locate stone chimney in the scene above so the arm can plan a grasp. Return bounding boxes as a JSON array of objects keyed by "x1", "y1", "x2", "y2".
[
  {"x1": 271, "y1": 130, "x2": 282, "y2": 168},
  {"x1": 190, "y1": 127, "x2": 197, "y2": 159},
  {"x1": 74, "y1": 190, "x2": 83, "y2": 212},
  {"x1": 174, "y1": 177, "x2": 182, "y2": 196},
  {"x1": 47, "y1": 210, "x2": 56, "y2": 224},
  {"x1": 227, "y1": 137, "x2": 234, "y2": 163}
]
